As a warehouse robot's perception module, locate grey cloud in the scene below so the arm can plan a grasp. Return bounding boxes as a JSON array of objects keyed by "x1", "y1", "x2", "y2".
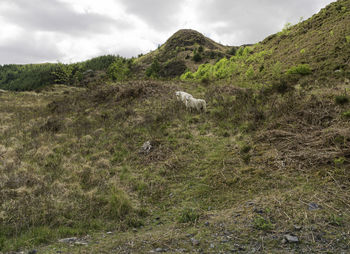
[
  {"x1": 0, "y1": 34, "x2": 63, "y2": 64},
  {"x1": 119, "y1": 0, "x2": 185, "y2": 30},
  {"x1": 195, "y1": 0, "x2": 334, "y2": 45},
  {"x1": 0, "y1": 0, "x2": 130, "y2": 36}
]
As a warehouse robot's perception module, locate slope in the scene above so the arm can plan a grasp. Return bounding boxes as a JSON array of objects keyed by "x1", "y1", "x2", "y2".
[
  {"x1": 134, "y1": 29, "x2": 233, "y2": 77},
  {"x1": 181, "y1": 0, "x2": 350, "y2": 87}
]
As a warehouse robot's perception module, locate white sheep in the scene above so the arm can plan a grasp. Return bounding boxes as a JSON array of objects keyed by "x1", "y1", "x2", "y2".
[
  {"x1": 185, "y1": 97, "x2": 207, "y2": 112},
  {"x1": 175, "y1": 91, "x2": 193, "y2": 104}
]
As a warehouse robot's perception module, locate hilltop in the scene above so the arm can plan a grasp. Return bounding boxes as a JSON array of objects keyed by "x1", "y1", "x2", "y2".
[
  {"x1": 134, "y1": 29, "x2": 233, "y2": 77},
  {"x1": 0, "y1": 0, "x2": 350, "y2": 253}
]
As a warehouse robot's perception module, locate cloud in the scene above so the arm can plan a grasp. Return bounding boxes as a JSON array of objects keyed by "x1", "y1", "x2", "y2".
[
  {"x1": 0, "y1": 0, "x2": 130, "y2": 36},
  {"x1": 119, "y1": 0, "x2": 186, "y2": 30},
  {"x1": 0, "y1": 0, "x2": 336, "y2": 64},
  {"x1": 191, "y1": 0, "x2": 335, "y2": 45},
  {"x1": 0, "y1": 32, "x2": 63, "y2": 64}
]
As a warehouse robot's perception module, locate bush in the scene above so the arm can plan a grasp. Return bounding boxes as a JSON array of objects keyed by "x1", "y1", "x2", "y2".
[
  {"x1": 253, "y1": 215, "x2": 274, "y2": 231},
  {"x1": 342, "y1": 110, "x2": 350, "y2": 118},
  {"x1": 107, "y1": 58, "x2": 131, "y2": 81},
  {"x1": 145, "y1": 59, "x2": 161, "y2": 78},
  {"x1": 286, "y1": 64, "x2": 312, "y2": 75},
  {"x1": 180, "y1": 71, "x2": 194, "y2": 81},
  {"x1": 335, "y1": 95, "x2": 349, "y2": 105},
  {"x1": 227, "y1": 47, "x2": 237, "y2": 55},
  {"x1": 193, "y1": 52, "x2": 202, "y2": 62},
  {"x1": 83, "y1": 55, "x2": 117, "y2": 71}
]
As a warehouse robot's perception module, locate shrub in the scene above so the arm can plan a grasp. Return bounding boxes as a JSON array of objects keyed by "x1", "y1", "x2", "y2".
[
  {"x1": 180, "y1": 71, "x2": 194, "y2": 81},
  {"x1": 82, "y1": 55, "x2": 117, "y2": 71},
  {"x1": 145, "y1": 59, "x2": 161, "y2": 78},
  {"x1": 107, "y1": 58, "x2": 131, "y2": 81},
  {"x1": 342, "y1": 110, "x2": 350, "y2": 118},
  {"x1": 346, "y1": 35, "x2": 350, "y2": 43},
  {"x1": 227, "y1": 47, "x2": 237, "y2": 55},
  {"x1": 334, "y1": 157, "x2": 346, "y2": 166},
  {"x1": 286, "y1": 64, "x2": 312, "y2": 75},
  {"x1": 253, "y1": 215, "x2": 274, "y2": 231},
  {"x1": 335, "y1": 95, "x2": 349, "y2": 105},
  {"x1": 198, "y1": 45, "x2": 204, "y2": 53},
  {"x1": 193, "y1": 52, "x2": 202, "y2": 62}
]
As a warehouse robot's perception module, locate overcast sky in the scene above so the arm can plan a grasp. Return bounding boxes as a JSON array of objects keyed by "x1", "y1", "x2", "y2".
[{"x1": 0, "y1": 0, "x2": 335, "y2": 65}]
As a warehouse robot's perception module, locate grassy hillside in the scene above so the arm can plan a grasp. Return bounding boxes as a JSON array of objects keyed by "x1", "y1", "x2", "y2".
[
  {"x1": 1, "y1": 79, "x2": 349, "y2": 253},
  {"x1": 181, "y1": 0, "x2": 350, "y2": 87},
  {"x1": 0, "y1": 0, "x2": 350, "y2": 253},
  {"x1": 134, "y1": 29, "x2": 234, "y2": 78}
]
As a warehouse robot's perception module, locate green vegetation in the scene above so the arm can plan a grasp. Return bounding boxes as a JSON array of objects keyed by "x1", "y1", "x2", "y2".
[
  {"x1": 346, "y1": 35, "x2": 350, "y2": 43},
  {"x1": 145, "y1": 59, "x2": 161, "y2": 78},
  {"x1": 253, "y1": 215, "x2": 274, "y2": 231},
  {"x1": 335, "y1": 95, "x2": 349, "y2": 105},
  {"x1": 0, "y1": 55, "x2": 130, "y2": 91},
  {"x1": 1, "y1": 1, "x2": 350, "y2": 252},
  {"x1": 107, "y1": 57, "x2": 132, "y2": 81},
  {"x1": 178, "y1": 208, "x2": 200, "y2": 223},
  {"x1": 286, "y1": 64, "x2": 312, "y2": 75}
]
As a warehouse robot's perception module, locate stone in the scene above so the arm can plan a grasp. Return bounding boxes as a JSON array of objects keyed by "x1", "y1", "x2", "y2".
[
  {"x1": 191, "y1": 238, "x2": 200, "y2": 246},
  {"x1": 28, "y1": 250, "x2": 37, "y2": 254},
  {"x1": 204, "y1": 221, "x2": 210, "y2": 226},
  {"x1": 140, "y1": 141, "x2": 152, "y2": 154},
  {"x1": 58, "y1": 237, "x2": 78, "y2": 243},
  {"x1": 74, "y1": 241, "x2": 88, "y2": 246},
  {"x1": 294, "y1": 225, "x2": 302, "y2": 231},
  {"x1": 284, "y1": 234, "x2": 299, "y2": 243},
  {"x1": 308, "y1": 202, "x2": 321, "y2": 211}
]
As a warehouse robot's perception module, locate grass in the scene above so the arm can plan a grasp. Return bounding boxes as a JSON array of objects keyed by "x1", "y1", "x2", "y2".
[
  {"x1": 0, "y1": 79, "x2": 349, "y2": 253},
  {"x1": 0, "y1": 1, "x2": 350, "y2": 252}
]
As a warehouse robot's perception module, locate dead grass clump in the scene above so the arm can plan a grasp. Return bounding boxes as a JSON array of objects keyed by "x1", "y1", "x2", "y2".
[
  {"x1": 35, "y1": 146, "x2": 54, "y2": 158},
  {"x1": 95, "y1": 158, "x2": 111, "y2": 169},
  {"x1": 81, "y1": 135, "x2": 94, "y2": 144},
  {"x1": 41, "y1": 117, "x2": 62, "y2": 133}
]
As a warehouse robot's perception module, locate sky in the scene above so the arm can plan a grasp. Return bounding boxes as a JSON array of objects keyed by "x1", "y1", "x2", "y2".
[{"x1": 0, "y1": 0, "x2": 335, "y2": 65}]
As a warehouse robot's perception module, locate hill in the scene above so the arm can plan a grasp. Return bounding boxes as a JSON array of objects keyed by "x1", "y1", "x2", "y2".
[
  {"x1": 134, "y1": 29, "x2": 234, "y2": 77},
  {"x1": 0, "y1": 0, "x2": 350, "y2": 253},
  {"x1": 181, "y1": 0, "x2": 350, "y2": 87}
]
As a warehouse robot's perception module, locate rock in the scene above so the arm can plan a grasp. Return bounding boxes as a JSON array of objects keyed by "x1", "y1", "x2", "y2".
[
  {"x1": 253, "y1": 208, "x2": 264, "y2": 214},
  {"x1": 106, "y1": 231, "x2": 113, "y2": 234},
  {"x1": 284, "y1": 234, "x2": 299, "y2": 243},
  {"x1": 294, "y1": 225, "x2": 302, "y2": 231},
  {"x1": 28, "y1": 250, "x2": 37, "y2": 254},
  {"x1": 151, "y1": 248, "x2": 165, "y2": 253},
  {"x1": 75, "y1": 241, "x2": 88, "y2": 246},
  {"x1": 191, "y1": 238, "x2": 200, "y2": 246},
  {"x1": 140, "y1": 141, "x2": 152, "y2": 154},
  {"x1": 308, "y1": 202, "x2": 321, "y2": 211},
  {"x1": 58, "y1": 237, "x2": 78, "y2": 243},
  {"x1": 204, "y1": 221, "x2": 210, "y2": 226},
  {"x1": 210, "y1": 243, "x2": 215, "y2": 248}
]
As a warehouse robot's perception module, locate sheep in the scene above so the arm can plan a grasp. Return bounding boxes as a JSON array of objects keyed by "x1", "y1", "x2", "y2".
[
  {"x1": 175, "y1": 91, "x2": 193, "y2": 104},
  {"x1": 185, "y1": 96, "x2": 207, "y2": 112}
]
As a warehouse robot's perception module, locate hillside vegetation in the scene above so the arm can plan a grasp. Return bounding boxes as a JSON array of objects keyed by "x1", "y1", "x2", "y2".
[
  {"x1": 0, "y1": 0, "x2": 350, "y2": 253},
  {"x1": 181, "y1": 0, "x2": 350, "y2": 87}
]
